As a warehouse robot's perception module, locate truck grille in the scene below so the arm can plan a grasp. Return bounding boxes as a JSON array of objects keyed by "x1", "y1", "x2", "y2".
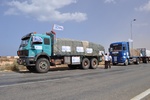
[{"x1": 17, "y1": 50, "x2": 28, "y2": 56}]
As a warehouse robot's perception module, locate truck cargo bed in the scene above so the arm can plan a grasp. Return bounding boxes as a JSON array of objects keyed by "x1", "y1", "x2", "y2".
[{"x1": 53, "y1": 38, "x2": 104, "y2": 56}]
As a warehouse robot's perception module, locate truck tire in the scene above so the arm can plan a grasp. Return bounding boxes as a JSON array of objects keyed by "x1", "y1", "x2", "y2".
[
  {"x1": 26, "y1": 66, "x2": 36, "y2": 72},
  {"x1": 124, "y1": 59, "x2": 128, "y2": 66},
  {"x1": 81, "y1": 58, "x2": 90, "y2": 69},
  {"x1": 146, "y1": 58, "x2": 148, "y2": 63},
  {"x1": 35, "y1": 58, "x2": 50, "y2": 73},
  {"x1": 90, "y1": 58, "x2": 98, "y2": 69},
  {"x1": 143, "y1": 58, "x2": 147, "y2": 63},
  {"x1": 135, "y1": 58, "x2": 140, "y2": 64},
  {"x1": 113, "y1": 63, "x2": 117, "y2": 65}
]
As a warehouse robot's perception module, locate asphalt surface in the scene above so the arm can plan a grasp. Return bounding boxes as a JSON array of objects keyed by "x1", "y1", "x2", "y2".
[{"x1": 0, "y1": 64, "x2": 150, "y2": 100}]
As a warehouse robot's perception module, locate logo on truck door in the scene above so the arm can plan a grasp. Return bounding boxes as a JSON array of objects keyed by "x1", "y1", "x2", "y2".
[{"x1": 34, "y1": 46, "x2": 42, "y2": 50}]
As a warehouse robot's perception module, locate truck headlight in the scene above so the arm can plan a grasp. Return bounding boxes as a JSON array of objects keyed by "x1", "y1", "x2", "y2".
[
  {"x1": 124, "y1": 53, "x2": 126, "y2": 55},
  {"x1": 123, "y1": 56, "x2": 126, "y2": 58}
]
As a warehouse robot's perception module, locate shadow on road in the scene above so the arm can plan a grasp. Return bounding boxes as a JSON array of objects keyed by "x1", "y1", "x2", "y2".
[{"x1": 15, "y1": 66, "x2": 75, "y2": 74}]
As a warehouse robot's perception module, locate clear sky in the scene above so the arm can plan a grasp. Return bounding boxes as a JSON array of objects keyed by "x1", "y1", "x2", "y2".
[{"x1": 0, "y1": 0, "x2": 150, "y2": 56}]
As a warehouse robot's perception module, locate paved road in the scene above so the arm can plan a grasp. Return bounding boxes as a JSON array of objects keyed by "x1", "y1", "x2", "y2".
[{"x1": 0, "y1": 64, "x2": 150, "y2": 100}]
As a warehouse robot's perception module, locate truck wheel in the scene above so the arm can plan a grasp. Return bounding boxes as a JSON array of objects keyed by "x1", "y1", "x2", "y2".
[
  {"x1": 36, "y1": 58, "x2": 50, "y2": 73},
  {"x1": 146, "y1": 58, "x2": 148, "y2": 63},
  {"x1": 124, "y1": 59, "x2": 128, "y2": 66},
  {"x1": 135, "y1": 58, "x2": 140, "y2": 64},
  {"x1": 113, "y1": 63, "x2": 117, "y2": 65},
  {"x1": 26, "y1": 66, "x2": 36, "y2": 72},
  {"x1": 90, "y1": 58, "x2": 98, "y2": 69},
  {"x1": 81, "y1": 58, "x2": 90, "y2": 69}
]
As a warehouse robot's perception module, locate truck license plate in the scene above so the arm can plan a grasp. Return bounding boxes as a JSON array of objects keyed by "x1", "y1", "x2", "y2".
[{"x1": 114, "y1": 57, "x2": 117, "y2": 62}]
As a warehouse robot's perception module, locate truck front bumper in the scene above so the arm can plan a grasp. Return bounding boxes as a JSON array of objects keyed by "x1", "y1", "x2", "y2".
[
  {"x1": 17, "y1": 57, "x2": 35, "y2": 66},
  {"x1": 112, "y1": 56, "x2": 126, "y2": 64}
]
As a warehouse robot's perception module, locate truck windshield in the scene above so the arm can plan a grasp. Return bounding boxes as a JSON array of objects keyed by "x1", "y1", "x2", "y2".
[
  {"x1": 20, "y1": 38, "x2": 30, "y2": 47},
  {"x1": 110, "y1": 44, "x2": 122, "y2": 52}
]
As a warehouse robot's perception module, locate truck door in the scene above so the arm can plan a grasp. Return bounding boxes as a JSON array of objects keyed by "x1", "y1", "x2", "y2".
[
  {"x1": 123, "y1": 44, "x2": 129, "y2": 58},
  {"x1": 43, "y1": 38, "x2": 51, "y2": 56},
  {"x1": 31, "y1": 36, "x2": 43, "y2": 55}
]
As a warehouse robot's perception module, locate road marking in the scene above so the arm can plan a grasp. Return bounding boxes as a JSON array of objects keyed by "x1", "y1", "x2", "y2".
[{"x1": 131, "y1": 88, "x2": 150, "y2": 100}]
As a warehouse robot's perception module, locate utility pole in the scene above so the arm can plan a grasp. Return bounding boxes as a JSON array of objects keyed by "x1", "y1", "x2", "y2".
[{"x1": 130, "y1": 19, "x2": 136, "y2": 56}]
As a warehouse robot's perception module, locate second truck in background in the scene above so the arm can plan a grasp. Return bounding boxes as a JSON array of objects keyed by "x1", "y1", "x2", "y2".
[{"x1": 109, "y1": 41, "x2": 150, "y2": 65}]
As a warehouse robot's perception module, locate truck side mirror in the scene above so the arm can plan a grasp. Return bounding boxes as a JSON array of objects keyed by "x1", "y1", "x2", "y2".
[
  {"x1": 31, "y1": 45, "x2": 35, "y2": 50},
  {"x1": 108, "y1": 48, "x2": 110, "y2": 52},
  {"x1": 109, "y1": 48, "x2": 113, "y2": 52}
]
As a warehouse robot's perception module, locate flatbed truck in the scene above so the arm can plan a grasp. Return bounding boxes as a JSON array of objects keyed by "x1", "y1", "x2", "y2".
[
  {"x1": 17, "y1": 31, "x2": 104, "y2": 73},
  {"x1": 109, "y1": 41, "x2": 150, "y2": 65}
]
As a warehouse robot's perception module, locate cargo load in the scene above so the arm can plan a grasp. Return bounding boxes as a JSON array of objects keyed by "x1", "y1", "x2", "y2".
[
  {"x1": 130, "y1": 49, "x2": 141, "y2": 57},
  {"x1": 137, "y1": 48, "x2": 150, "y2": 57},
  {"x1": 146, "y1": 50, "x2": 150, "y2": 56},
  {"x1": 53, "y1": 38, "x2": 104, "y2": 56}
]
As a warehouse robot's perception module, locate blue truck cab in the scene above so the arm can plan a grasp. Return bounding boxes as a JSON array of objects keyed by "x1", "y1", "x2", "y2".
[{"x1": 109, "y1": 42, "x2": 131, "y2": 65}]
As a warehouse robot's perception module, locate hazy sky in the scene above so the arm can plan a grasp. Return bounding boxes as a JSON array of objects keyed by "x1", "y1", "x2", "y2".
[{"x1": 0, "y1": 0, "x2": 150, "y2": 56}]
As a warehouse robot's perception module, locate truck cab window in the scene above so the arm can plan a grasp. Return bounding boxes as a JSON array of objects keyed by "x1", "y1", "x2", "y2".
[
  {"x1": 110, "y1": 44, "x2": 122, "y2": 51},
  {"x1": 123, "y1": 44, "x2": 126, "y2": 50},
  {"x1": 20, "y1": 39, "x2": 29, "y2": 47},
  {"x1": 44, "y1": 38, "x2": 50, "y2": 45},
  {"x1": 123, "y1": 46, "x2": 126, "y2": 50},
  {"x1": 32, "y1": 36, "x2": 43, "y2": 44}
]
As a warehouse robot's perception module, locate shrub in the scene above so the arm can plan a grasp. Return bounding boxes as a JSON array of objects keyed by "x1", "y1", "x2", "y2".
[
  {"x1": 0, "y1": 59, "x2": 27, "y2": 72},
  {"x1": 0, "y1": 58, "x2": 10, "y2": 62},
  {"x1": 11, "y1": 60, "x2": 20, "y2": 72}
]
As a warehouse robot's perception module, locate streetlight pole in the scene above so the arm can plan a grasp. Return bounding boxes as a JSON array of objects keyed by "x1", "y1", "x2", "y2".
[{"x1": 130, "y1": 19, "x2": 136, "y2": 56}]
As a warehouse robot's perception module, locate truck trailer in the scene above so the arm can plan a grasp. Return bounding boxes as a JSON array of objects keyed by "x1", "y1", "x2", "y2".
[
  {"x1": 109, "y1": 41, "x2": 150, "y2": 65},
  {"x1": 17, "y1": 31, "x2": 105, "y2": 73}
]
